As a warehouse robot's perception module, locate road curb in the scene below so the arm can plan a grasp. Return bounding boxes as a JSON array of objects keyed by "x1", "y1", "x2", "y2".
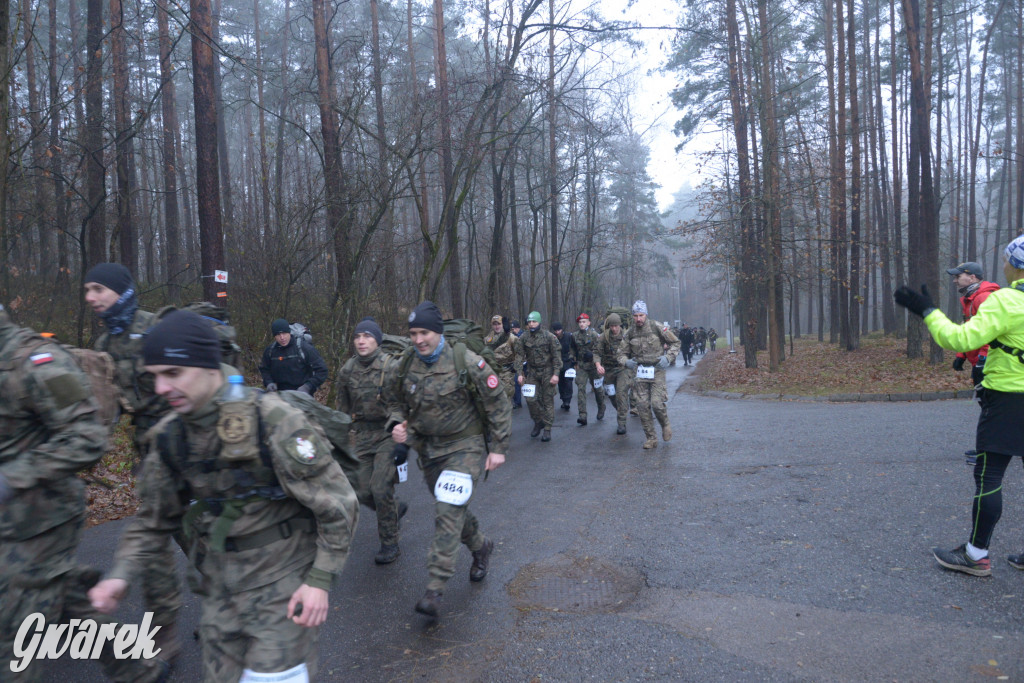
[{"x1": 688, "y1": 388, "x2": 968, "y2": 403}]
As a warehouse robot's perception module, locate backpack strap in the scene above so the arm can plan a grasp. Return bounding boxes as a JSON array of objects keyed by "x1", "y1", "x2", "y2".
[{"x1": 981, "y1": 284, "x2": 1024, "y2": 362}]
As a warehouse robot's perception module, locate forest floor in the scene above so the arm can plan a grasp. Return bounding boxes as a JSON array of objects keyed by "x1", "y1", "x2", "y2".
[{"x1": 695, "y1": 333, "x2": 967, "y2": 396}]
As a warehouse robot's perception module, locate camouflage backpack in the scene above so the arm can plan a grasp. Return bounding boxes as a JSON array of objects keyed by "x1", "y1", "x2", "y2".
[
  {"x1": 276, "y1": 389, "x2": 359, "y2": 484},
  {"x1": 153, "y1": 302, "x2": 242, "y2": 368}
]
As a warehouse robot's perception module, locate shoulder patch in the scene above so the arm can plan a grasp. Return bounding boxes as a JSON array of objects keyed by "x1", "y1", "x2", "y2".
[
  {"x1": 477, "y1": 358, "x2": 486, "y2": 369},
  {"x1": 486, "y1": 374, "x2": 499, "y2": 389},
  {"x1": 30, "y1": 352, "x2": 54, "y2": 365},
  {"x1": 286, "y1": 428, "x2": 322, "y2": 465}
]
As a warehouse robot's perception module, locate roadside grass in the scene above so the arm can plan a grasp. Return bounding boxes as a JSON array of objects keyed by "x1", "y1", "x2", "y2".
[
  {"x1": 82, "y1": 417, "x2": 141, "y2": 527},
  {"x1": 697, "y1": 333, "x2": 967, "y2": 396}
]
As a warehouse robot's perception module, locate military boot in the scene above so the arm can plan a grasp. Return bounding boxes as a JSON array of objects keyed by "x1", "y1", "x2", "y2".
[
  {"x1": 596, "y1": 405, "x2": 605, "y2": 420},
  {"x1": 642, "y1": 436, "x2": 658, "y2": 449},
  {"x1": 398, "y1": 500, "x2": 409, "y2": 520},
  {"x1": 541, "y1": 428, "x2": 551, "y2": 442},
  {"x1": 662, "y1": 424, "x2": 672, "y2": 442},
  {"x1": 616, "y1": 425, "x2": 627, "y2": 435},
  {"x1": 577, "y1": 417, "x2": 587, "y2": 426},
  {"x1": 530, "y1": 422, "x2": 543, "y2": 438},
  {"x1": 470, "y1": 538, "x2": 494, "y2": 581},
  {"x1": 415, "y1": 590, "x2": 443, "y2": 618},
  {"x1": 375, "y1": 543, "x2": 401, "y2": 564}
]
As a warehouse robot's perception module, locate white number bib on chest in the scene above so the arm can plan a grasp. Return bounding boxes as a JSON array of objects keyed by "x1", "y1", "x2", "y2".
[
  {"x1": 522, "y1": 383, "x2": 537, "y2": 397},
  {"x1": 565, "y1": 368, "x2": 577, "y2": 378},
  {"x1": 241, "y1": 664, "x2": 309, "y2": 683},
  {"x1": 637, "y1": 365, "x2": 655, "y2": 380},
  {"x1": 434, "y1": 470, "x2": 473, "y2": 505},
  {"x1": 592, "y1": 377, "x2": 603, "y2": 389}
]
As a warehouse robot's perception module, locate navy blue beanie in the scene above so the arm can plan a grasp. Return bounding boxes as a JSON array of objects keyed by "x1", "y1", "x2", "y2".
[
  {"x1": 142, "y1": 311, "x2": 222, "y2": 369},
  {"x1": 84, "y1": 263, "x2": 134, "y2": 295},
  {"x1": 354, "y1": 317, "x2": 383, "y2": 345},
  {"x1": 407, "y1": 301, "x2": 444, "y2": 334}
]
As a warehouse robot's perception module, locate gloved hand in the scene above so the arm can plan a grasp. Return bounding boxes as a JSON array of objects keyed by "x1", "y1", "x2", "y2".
[
  {"x1": 392, "y1": 443, "x2": 409, "y2": 467},
  {"x1": 582, "y1": 351, "x2": 594, "y2": 363},
  {"x1": 624, "y1": 359, "x2": 638, "y2": 370},
  {"x1": 266, "y1": 383, "x2": 278, "y2": 392},
  {"x1": 0, "y1": 473, "x2": 13, "y2": 505},
  {"x1": 297, "y1": 383, "x2": 315, "y2": 395},
  {"x1": 893, "y1": 284, "x2": 935, "y2": 318},
  {"x1": 952, "y1": 357, "x2": 966, "y2": 372},
  {"x1": 656, "y1": 355, "x2": 669, "y2": 369}
]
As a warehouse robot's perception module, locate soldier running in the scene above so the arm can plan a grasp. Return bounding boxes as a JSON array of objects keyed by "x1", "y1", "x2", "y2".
[
  {"x1": 570, "y1": 313, "x2": 606, "y2": 426},
  {"x1": 514, "y1": 311, "x2": 562, "y2": 442},
  {"x1": 596, "y1": 313, "x2": 629, "y2": 435},
  {"x1": 618, "y1": 301, "x2": 681, "y2": 449},
  {"x1": 389, "y1": 301, "x2": 510, "y2": 619},
  {"x1": 90, "y1": 311, "x2": 359, "y2": 682}
]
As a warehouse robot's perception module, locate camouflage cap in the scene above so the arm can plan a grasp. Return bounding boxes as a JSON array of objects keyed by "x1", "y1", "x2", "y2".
[{"x1": 605, "y1": 313, "x2": 621, "y2": 327}]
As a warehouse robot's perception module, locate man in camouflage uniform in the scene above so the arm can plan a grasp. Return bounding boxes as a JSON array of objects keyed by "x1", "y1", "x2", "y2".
[
  {"x1": 90, "y1": 311, "x2": 359, "y2": 682},
  {"x1": 335, "y1": 317, "x2": 407, "y2": 565},
  {"x1": 0, "y1": 304, "x2": 165, "y2": 682},
  {"x1": 596, "y1": 313, "x2": 629, "y2": 435},
  {"x1": 484, "y1": 314, "x2": 516, "y2": 399},
  {"x1": 570, "y1": 313, "x2": 605, "y2": 426},
  {"x1": 514, "y1": 311, "x2": 562, "y2": 442},
  {"x1": 84, "y1": 262, "x2": 182, "y2": 660},
  {"x1": 390, "y1": 301, "x2": 510, "y2": 619},
  {"x1": 617, "y1": 300, "x2": 681, "y2": 450}
]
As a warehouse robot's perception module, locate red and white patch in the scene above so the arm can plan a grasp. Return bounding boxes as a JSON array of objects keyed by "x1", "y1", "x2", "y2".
[
  {"x1": 30, "y1": 353, "x2": 54, "y2": 365},
  {"x1": 477, "y1": 359, "x2": 487, "y2": 369},
  {"x1": 486, "y1": 374, "x2": 499, "y2": 389}
]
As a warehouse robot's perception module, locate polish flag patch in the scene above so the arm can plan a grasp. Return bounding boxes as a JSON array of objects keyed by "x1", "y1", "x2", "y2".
[
  {"x1": 30, "y1": 353, "x2": 54, "y2": 365},
  {"x1": 477, "y1": 359, "x2": 487, "y2": 369},
  {"x1": 486, "y1": 374, "x2": 499, "y2": 389}
]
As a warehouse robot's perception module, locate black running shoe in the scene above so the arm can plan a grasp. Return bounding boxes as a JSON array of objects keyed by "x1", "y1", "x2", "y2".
[{"x1": 932, "y1": 544, "x2": 991, "y2": 576}]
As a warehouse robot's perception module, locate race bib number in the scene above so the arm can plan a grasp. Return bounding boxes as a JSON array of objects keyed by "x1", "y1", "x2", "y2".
[
  {"x1": 637, "y1": 365, "x2": 655, "y2": 380},
  {"x1": 434, "y1": 470, "x2": 473, "y2": 506},
  {"x1": 241, "y1": 664, "x2": 309, "y2": 683},
  {"x1": 565, "y1": 368, "x2": 577, "y2": 378},
  {"x1": 522, "y1": 384, "x2": 537, "y2": 397},
  {"x1": 592, "y1": 377, "x2": 603, "y2": 389},
  {"x1": 397, "y1": 462, "x2": 408, "y2": 483},
  {"x1": 605, "y1": 383, "x2": 615, "y2": 396}
]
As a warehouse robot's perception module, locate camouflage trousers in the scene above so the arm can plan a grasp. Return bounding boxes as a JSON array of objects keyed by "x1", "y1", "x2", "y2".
[
  {"x1": 603, "y1": 367, "x2": 631, "y2": 429},
  {"x1": 499, "y1": 369, "x2": 516, "y2": 400},
  {"x1": 524, "y1": 373, "x2": 556, "y2": 428},
  {"x1": 352, "y1": 429, "x2": 400, "y2": 546},
  {"x1": 134, "y1": 417, "x2": 182, "y2": 630},
  {"x1": 635, "y1": 374, "x2": 669, "y2": 439},
  {"x1": 418, "y1": 435, "x2": 487, "y2": 592},
  {"x1": 574, "y1": 365, "x2": 606, "y2": 420},
  {"x1": 0, "y1": 518, "x2": 165, "y2": 682},
  {"x1": 199, "y1": 565, "x2": 319, "y2": 682}
]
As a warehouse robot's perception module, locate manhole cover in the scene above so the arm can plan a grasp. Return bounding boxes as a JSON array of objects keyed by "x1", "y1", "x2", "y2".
[{"x1": 507, "y1": 554, "x2": 645, "y2": 614}]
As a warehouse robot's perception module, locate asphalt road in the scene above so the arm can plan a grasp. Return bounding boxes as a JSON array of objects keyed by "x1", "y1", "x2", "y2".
[{"x1": 47, "y1": 354, "x2": 1024, "y2": 681}]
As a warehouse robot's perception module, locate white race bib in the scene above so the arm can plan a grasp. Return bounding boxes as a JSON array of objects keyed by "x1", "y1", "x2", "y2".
[
  {"x1": 637, "y1": 365, "x2": 655, "y2": 380},
  {"x1": 522, "y1": 384, "x2": 537, "y2": 397},
  {"x1": 397, "y1": 462, "x2": 408, "y2": 483},
  {"x1": 434, "y1": 470, "x2": 473, "y2": 506},
  {"x1": 605, "y1": 383, "x2": 615, "y2": 396},
  {"x1": 241, "y1": 664, "x2": 309, "y2": 683},
  {"x1": 565, "y1": 368, "x2": 577, "y2": 378},
  {"x1": 592, "y1": 377, "x2": 603, "y2": 389}
]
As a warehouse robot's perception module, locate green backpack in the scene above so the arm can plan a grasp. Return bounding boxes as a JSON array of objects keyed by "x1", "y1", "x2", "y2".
[
  {"x1": 276, "y1": 389, "x2": 359, "y2": 484},
  {"x1": 153, "y1": 302, "x2": 242, "y2": 368}
]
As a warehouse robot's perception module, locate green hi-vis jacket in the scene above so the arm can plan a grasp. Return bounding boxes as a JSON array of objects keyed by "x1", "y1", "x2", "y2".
[{"x1": 924, "y1": 279, "x2": 1024, "y2": 392}]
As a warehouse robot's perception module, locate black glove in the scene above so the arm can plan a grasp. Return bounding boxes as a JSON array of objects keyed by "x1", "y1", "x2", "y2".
[
  {"x1": 582, "y1": 351, "x2": 594, "y2": 363},
  {"x1": 392, "y1": 443, "x2": 409, "y2": 466},
  {"x1": 893, "y1": 284, "x2": 935, "y2": 318},
  {"x1": 266, "y1": 383, "x2": 278, "y2": 392},
  {"x1": 297, "y1": 383, "x2": 315, "y2": 395},
  {"x1": 952, "y1": 357, "x2": 966, "y2": 372}
]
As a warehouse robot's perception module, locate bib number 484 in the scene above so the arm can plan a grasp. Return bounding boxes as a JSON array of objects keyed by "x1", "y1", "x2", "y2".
[{"x1": 434, "y1": 470, "x2": 473, "y2": 505}]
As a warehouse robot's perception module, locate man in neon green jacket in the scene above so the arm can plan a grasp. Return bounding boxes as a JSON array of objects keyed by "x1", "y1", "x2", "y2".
[{"x1": 895, "y1": 234, "x2": 1024, "y2": 577}]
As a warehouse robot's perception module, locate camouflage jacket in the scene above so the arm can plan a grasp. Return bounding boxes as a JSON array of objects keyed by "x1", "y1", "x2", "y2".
[
  {"x1": 391, "y1": 341, "x2": 512, "y2": 455},
  {"x1": 108, "y1": 374, "x2": 359, "y2": 594},
  {"x1": 484, "y1": 331, "x2": 515, "y2": 368},
  {"x1": 0, "y1": 308, "x2": 106, "y2": 541},
  {"x1": 94, "y1": 308, "x2": 168, "y2": 420},
  {"x1": 570, "y1": 328, "x2": 601, "y2": 369},
  {"x1": 596, "y1": 330, "x2": 625, "y2": 370},
  {"x1": 335, "y1": 348, "x2": 400, "y2": 427},
  {"x1": 617, "y1": 320, "x2": 682, "y2": 370},
  {"x1": 514, "y1": 328, "x2": 563, "y2": 379}
]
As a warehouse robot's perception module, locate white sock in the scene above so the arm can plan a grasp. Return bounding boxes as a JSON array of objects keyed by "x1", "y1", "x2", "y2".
[{"x1": 966, "y1": 542, "x2": 988, "y2": 560}]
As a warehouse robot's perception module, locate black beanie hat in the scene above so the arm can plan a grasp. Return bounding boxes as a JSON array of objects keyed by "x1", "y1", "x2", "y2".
[
  {"x1": 354, "y1": 316, "x2": 383, "y2": 345},
  {"x1": 84, "y1": 263, "x2": 134, "y2": 295},
  {"x1": 142, "y1": 310, "x2": 222, "y2": 369},
  {"x1": 407, "y1": 300, "x2": 444, "y2": 334},
  {"x1": 551, "y1": 321, "x2": 563, "y2": 332},
  {"x1": 271, "y1": 318, "x2": 290, "y2": 335}
]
